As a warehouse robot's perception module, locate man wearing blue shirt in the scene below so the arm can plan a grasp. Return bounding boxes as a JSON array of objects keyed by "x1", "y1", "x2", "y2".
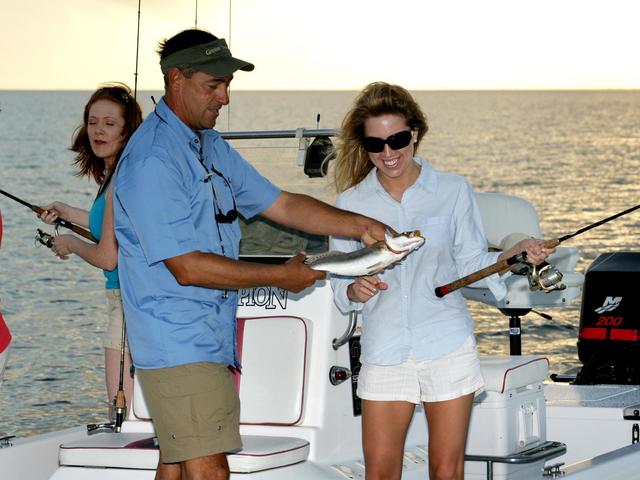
[{"x1": 113, "y1": 29, "x2": 387, "y2": 480}]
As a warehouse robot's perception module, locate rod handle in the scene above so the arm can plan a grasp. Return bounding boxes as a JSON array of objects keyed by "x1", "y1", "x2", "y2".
[
  {"x1": 434, "y1": 238, "x2": 561, "y2": 298},
  {"x1": 31, "y1": 205, "x2": 98, "y2": 243}
]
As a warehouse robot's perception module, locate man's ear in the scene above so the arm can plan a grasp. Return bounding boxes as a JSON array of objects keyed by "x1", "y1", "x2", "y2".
[{"x1": 167, "y1": 67, "x2": 183, "y2": 90}]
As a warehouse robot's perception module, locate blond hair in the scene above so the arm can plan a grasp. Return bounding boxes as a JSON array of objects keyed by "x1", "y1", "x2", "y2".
[{"x1": 332, "y1": 82, "x2": 428, "y2": 193}]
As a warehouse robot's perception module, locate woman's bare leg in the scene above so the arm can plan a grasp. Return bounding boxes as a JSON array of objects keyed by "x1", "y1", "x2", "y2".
[
  {"x1": 362, "y1": 400, "x2": 416, "y2": 480},
  {"x1": 423, "y1": 393, "x2": 475, "y2": 480}
]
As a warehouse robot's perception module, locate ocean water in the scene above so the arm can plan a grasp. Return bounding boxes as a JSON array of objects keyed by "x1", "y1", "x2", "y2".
[{"x1": 0, "y1": 90, "x2": 639, "y2": 438}]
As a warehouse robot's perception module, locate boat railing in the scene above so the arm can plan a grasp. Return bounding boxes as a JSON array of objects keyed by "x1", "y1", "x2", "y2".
[
  {"x1": 221, "y1": 128, "x2": 337, "y2": 140},
  {"x1": 465, "y1": 440, "x2": 567, "y2": 480},
  {"x1": 333, "y1": 311, "x2": 358, "y2": 350}
]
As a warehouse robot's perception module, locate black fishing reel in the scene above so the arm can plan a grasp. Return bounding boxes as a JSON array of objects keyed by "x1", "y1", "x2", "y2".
[{"x1": 35, "y1": 228, "x2": 54, "y2": 248}]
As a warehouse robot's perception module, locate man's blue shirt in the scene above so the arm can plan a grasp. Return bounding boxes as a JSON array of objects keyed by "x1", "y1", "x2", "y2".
[{"x1": 114, "y1": 98, "x2": 280, "y2": 369}]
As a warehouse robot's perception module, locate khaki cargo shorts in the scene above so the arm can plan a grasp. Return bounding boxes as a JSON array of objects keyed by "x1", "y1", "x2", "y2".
[{"x1": 137, "y1": 362, "x2": 241, "y2": 463}]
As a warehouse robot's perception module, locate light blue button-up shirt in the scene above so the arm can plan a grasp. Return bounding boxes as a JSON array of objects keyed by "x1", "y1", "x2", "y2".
[
  {"x1": 114, "y1": 98, "x2": 280, "y2": 369},
  {"x1": 331, "y1": 157, "x2": 505, "y2": 365}
]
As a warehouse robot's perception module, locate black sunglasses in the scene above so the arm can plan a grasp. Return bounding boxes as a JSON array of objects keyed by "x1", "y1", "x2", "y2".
[
  {"x1": 211, "y1": 169, "x2": 238, "y2": 224},
  {"x1": 201, "y1": 160, "x2": 238, "y2": 224},
  {"x1": 362, "y1": 130, "x2": 413, "y2": 153}
]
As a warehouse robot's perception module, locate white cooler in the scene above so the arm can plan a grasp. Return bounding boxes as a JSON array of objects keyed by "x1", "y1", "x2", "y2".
[{"x1": 464, "y1": 355, "x2": 563, "y2": 479}]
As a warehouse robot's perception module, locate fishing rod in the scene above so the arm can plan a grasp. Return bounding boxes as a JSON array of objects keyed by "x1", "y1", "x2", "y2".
[
  {"x1": 435, "y1": 203, "x2": 640, "y2": 298},
  {"x1": 0, "y1": 188, "x2": 97, "y2": 243},
  {"x1": 108, "y1": 0, "x2": 143, "y2": 435}
]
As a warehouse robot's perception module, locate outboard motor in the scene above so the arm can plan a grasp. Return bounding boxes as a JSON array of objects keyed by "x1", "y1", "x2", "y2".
[{"x1": 575, "y1": 252, "x2": 640, "y2": 384}]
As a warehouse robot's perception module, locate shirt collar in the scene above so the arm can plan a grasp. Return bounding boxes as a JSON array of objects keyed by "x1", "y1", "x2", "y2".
[
  {"x1": 154, "y1": 97, "x2": 221, "y2": 153},
  {"x1": 361, "y1": 156, "x2": 438, "y2": 195}
]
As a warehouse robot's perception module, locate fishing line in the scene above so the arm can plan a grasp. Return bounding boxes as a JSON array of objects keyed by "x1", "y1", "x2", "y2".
[
  {"x1": 110, "y1": 0, "x2": 143, "y2": 434},
  {"x1": 227, "y1": 0, "x2": 232, "y2": 130},
  {"x1": 132, "y1": 0, "x2": 142, "y2": 114}
]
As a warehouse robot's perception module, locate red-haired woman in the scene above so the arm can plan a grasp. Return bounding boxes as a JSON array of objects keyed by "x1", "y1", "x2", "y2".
[{"x1": 38, "y1": 83, "x2": 142, "y2": 418}]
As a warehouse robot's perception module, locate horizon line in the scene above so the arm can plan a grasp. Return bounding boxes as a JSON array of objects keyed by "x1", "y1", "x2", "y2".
[{"x1": 1, "y1": 87, "x2": 639, "y2": 93}]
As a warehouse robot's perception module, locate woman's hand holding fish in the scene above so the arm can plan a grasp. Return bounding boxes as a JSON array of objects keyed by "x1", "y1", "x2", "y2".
[
  {"x1": 347, "y1": 275, "x2": 388, "y2": 303},
  {"x1": 280, "y1": 253, "x2": 327, "y2": 293}
]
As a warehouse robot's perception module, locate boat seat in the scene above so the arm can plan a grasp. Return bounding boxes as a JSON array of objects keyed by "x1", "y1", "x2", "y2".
[
  {"x1": 462, "y1": 192, "x2": 584, "y2": 310},
  {"x1": 132, "y1": 315, "x2": 309, "y2": 425},
  {"x1": 59, "y1": 315, "x2": 310, "y2": 472},
  {"x1": 479, "y1": 355, "x2": 549, "y2": 393},
  {"x1": 59, "y1": 432, "x2": 310, "y2": 473},
  {"x1": 466, "y1": 355, "x2": 552, "y2": 468}
]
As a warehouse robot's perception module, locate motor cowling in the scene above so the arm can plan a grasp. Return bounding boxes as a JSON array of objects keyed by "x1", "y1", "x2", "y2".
[{"x1": 575, "y1": 252, "x2": 640, "y2": 384}]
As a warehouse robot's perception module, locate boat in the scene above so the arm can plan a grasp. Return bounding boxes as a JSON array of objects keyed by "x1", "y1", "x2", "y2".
[{"x1": 1, "y1": 128, "x2": 640, "y2": 480}]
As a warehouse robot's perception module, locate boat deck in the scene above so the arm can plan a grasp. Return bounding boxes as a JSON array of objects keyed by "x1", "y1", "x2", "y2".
[
  {"x1": 545, "y1": 382, "x2": 640, "y2": 409},
  {"x1": 544, "y1": 382, "x2": 640, "y2": 468}
]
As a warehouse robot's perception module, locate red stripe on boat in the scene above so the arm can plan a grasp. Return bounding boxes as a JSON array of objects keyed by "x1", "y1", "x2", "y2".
[
  {"x1": 579, "y1": 327, "x2": 607, "y2": 340},
  {"x1": 610, "y1": 329, "x2": 640, "y2": 341}
]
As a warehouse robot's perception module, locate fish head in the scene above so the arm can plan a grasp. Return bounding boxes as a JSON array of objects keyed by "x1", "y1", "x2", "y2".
[{"x1": 384, "y1": 230, "x2": 425, "y2": 253}]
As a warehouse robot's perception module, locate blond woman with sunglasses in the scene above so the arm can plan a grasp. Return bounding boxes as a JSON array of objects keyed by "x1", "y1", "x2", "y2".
[{"x1": 330, "y1": 82, "x2": 552, "y2": 480}]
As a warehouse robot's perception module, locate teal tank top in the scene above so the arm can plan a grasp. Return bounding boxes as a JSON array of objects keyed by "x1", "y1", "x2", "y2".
[{"x1": 89, "y1": 185, "x2": 119, "y2": 289}]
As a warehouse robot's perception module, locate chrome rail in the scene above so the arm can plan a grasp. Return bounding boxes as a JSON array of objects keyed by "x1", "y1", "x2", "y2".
[
  {"x1": 221, "y1": 128, "x2": 337, "y2": 172},
  {"x1": 465, "y1": 441, "x2": 566, "y2": 480},
  {"x1": 221, "y1": 128, "x2": 337, "y2": 140},
  {"x1": 333, "y1": 311, "x2": 358, "y2": 350}
]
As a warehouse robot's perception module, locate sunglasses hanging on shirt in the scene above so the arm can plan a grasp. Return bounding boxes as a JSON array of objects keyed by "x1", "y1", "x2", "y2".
[
  {"x1": 198, "y1": 143, "x2": 236, "y2": 300},
  {"x1": 199, "y1": 156, "x2": 238, "y2": 224}
]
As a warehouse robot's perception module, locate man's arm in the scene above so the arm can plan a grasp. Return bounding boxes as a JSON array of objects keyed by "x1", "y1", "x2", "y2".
[
  {"x1": 261, "y1": 191, "x2": 389, "y2": 245},
  {"x1": 164, "y1": 251, "x2": 324, "y2": 293}
]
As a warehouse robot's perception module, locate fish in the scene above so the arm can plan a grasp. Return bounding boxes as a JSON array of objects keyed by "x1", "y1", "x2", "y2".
[{"x1": 304, "y1": 230, "x2": 425, "y2": 276}]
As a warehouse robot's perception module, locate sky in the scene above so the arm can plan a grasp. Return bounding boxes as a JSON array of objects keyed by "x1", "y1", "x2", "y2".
[{"x1": 1, "y1": 0, "x2": 639, "y2": 91}]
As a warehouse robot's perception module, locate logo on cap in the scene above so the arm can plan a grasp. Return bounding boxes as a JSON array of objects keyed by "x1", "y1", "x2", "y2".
[{"x1": 205, "y1": 47, "x2": 222, "y2": 56}]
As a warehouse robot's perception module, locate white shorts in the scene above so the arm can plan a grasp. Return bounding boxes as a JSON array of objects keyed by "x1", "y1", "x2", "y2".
[
  {"x1": 103, "y1": 289, "x2": 129, "y2": 352},
  {"x1": 357, "y1": 335, "x2": 484, "y2": 403}
]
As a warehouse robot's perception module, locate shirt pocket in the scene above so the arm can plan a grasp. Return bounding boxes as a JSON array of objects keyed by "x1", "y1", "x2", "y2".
[{"x1": 414, "y1": 215, "x2": 451, "y2": 247}]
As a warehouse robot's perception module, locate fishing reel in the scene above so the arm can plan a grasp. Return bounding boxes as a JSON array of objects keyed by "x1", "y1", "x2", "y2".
[
  {"x1": 35, "y1": 228, "x2": 54, "y2": 248},
  {"x1": 500, "y1": 233, "x2": 565, "y2": 293},
  {"x1": 514, "y1": 260, "x2": 566, "y2": 293}
]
